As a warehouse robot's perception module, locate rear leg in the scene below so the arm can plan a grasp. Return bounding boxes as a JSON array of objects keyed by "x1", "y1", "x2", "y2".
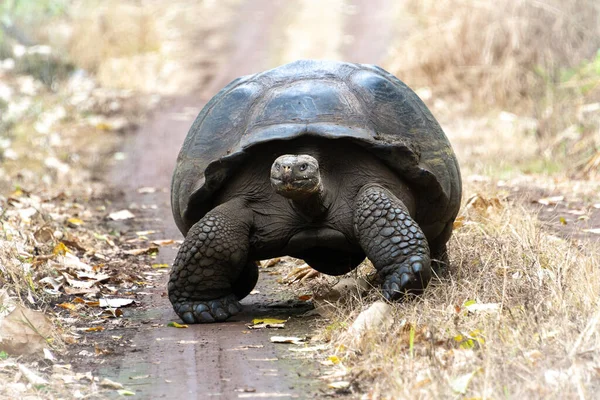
[
  {"x1": 429, "y1": 221, "x2": 453, "y2": 277},
  {"x1": 353, "y1": 184, "x2": 431, "y2": 300},
  {"x1": 168, "y1": 200, "x2": 253, "y2": 323}
]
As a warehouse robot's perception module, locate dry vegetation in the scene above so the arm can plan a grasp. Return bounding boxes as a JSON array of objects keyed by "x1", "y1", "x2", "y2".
[
  {"x1": 310, "y1": 189, "x2": 600, "y2": 398},
  {"x1": 0, "y1": 2, "x2": 168, "y2": 398},
  {"x1": 298, "y1": 1, "x2": 600, "y2": 398},
  {"x1": 387, "y1": 0, "x2": 600, "y2": 110},
  {"x1": 387, "y1": 0, "x2": 600, "y2": 176}
]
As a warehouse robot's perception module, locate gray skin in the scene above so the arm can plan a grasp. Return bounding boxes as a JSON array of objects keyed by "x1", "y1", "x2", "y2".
[{"x1": 168, "y1": 138, "x2": 443, "y2": 324}]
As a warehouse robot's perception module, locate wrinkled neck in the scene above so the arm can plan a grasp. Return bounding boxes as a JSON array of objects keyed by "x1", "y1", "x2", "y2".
[{"x1": 287, "y1": 186, "x2": 328, "y2": 220}]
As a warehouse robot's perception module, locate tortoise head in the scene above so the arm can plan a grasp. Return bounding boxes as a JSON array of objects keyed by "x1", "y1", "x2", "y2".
[{"x1": 270, "y1": 154, "x2": 322, "y2": 199}]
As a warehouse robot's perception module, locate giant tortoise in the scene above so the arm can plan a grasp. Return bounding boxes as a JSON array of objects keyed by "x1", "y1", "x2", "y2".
[{"x1": 169, "y1": 59, "x2": 461, "y2": 323}]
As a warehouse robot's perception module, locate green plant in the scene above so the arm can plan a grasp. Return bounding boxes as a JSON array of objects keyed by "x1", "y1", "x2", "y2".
[{"x1": 1, "y1": 0, "x2": 68, "y2": 53}]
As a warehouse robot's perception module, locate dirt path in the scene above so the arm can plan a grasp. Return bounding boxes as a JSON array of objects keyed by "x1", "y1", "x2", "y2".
[
  {"x1": 98, "y1": 0, "x2": 405, "y2": 396},
  {"x1": 95, "y1": 1, "x2": 399, "y2": 398},
  {"x1": 104, "y1": 1, "x2": 319, "y2": 398}
]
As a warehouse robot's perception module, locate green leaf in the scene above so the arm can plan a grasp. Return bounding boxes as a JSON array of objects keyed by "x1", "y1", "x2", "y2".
[
  {"x1": 463, "y1": 299, "x2": 476, "y2": 307},
  {"x1": 252, "y1": 318, "x2": 287, "y2": 325},
  {"x1": 167, "y1": 322, "x2": 188, "y2": 328}
]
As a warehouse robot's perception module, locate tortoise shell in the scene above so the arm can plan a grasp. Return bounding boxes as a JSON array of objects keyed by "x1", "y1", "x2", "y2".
[{"x1": 172, "y1": 59, "x2": 461, "y2": 234}]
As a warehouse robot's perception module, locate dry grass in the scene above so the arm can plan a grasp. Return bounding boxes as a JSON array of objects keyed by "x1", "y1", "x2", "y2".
[
  {"x1": 386, "y1": 0, "x2": 600, "y2": 166},
  {"x1": 314, "y1": 4, "x2": 600, "y2": 395},
  {"x1": 64, "y1": 2, "x2": 159, "y2": 73},
  {"x1": 387, "y1": 0, "x2": 600, "y2": 109},
  {"x1": 35, "y1": 0, "x2": 238, "y2": 94},
  {"x1": 315, "y1": 187, "x2": 600, "y2": 398}
]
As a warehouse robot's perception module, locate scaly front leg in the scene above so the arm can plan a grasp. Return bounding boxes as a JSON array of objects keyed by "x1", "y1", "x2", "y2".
[
  {"x1": 169, "y1": 201, "x2": 255, "y2": 323},
  {"x1": 353, "y1": 184, "x2": 431, "y2": 300}
]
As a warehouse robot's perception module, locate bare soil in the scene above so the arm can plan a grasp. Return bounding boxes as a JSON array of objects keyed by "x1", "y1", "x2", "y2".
[{"x1": 76, "y1": 0, "x2": 392, "y2": 398}]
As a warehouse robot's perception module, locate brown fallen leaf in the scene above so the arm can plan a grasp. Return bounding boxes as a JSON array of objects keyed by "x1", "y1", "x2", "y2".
[
  {"x1": 33, "y1": 226, "x2": 55, "y2": 243},
  {"x1": 18, "y1": 364, "x2": 49, "y2": 385},
  {"x1": 64, "y1": 286, "x2": 100, "y2": 295},
  {"x1": 95, "y1": 345, "x2": 112, "y2": 355},
  {"x1": 151, "y1": 239, "x2": 175, "y2": 246},
  {"x1": 0, "y1": 304, "x2": 54, "y2": 356},
  {"x1": 61, "y1": 236, "x2": 87, "y2": 252},
  {"x1": 453, "y1": 215, "x2": 465, "y2": 229},
  {"x1": 57, "y1": 302, "x2": 79, "y2": 311},
  {"x1": 284, "y1": 264, "x2": 320, "y2": 284},
  {"x1": 63, "y1": 273, "x2": 109, "y2": 289},
  {"x1": 270, "y1": 336, "x2": 307, "y2": 344},
  {"x1": 84, "y1": 326, "x2": 105, "y2": 332},
  {"x1": 123, "y1": 246, "x2": 159, "y2": 256},
  {"x1": 129, "y1": 374, "x2": 150, "y2": 380},
  {"x1": 260, "y1": 258, "x2": 282, "y2": 268},
  {"x1": 102, "y1": 308, "x2": 124, "y2": 318},
  {"x1": 73, "y1": 297, "x2": 100, "y2": 307},
  {"x1": 136, "y1": 230, "x2": 158, "y2": 236},
  {"x1": 228, "y1": 344, "x2": 264, "y2": 351},
  {"x1": 466, "y1": 194, "x2": 503, "y2": 212},
  {"x1": 76, "y1": 270, "x2": 111, "y2": 281},
  {"x1": 56, "y1": 252, "x2": 93, "y2": 271},
  {"x1": 100, "y1": 378, "x2": 123, "y2": 389}
]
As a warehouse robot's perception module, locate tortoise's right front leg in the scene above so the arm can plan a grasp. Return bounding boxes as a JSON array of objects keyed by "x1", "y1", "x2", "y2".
[{"x1": 168, "y1": 202, "x2": 254, "y2": 324}]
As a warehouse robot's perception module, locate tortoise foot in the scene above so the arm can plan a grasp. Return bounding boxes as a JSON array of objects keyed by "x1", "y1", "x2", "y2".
[
  {"x1": 173, "y1": 294, "x2": 243, "y2": 323},
  {"x1": 381, "y1": 254, "x2": 431, "y2": 301}
]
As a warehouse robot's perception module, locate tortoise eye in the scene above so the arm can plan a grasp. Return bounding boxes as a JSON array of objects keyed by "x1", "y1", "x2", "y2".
[{"x1": 299, "y1": 163, "x2": 308, "y2": 171}]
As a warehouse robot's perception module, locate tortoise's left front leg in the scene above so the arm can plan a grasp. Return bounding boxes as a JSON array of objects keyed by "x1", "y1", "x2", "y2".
[
  {"x1": 169, "y1": 200, "x2": 254, "y2": 323},
  {"x1": 353, "y1": 184, "x2": 432, "y2": 300}
]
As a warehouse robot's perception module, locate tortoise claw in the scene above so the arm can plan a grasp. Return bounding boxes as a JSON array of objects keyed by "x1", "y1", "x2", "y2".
[
  {"x1": 173, "y1": 294, "x2": 242, "y2": 323},
  {"x1": 381, "y1": 254, "x2": 431, "y2": 301}
]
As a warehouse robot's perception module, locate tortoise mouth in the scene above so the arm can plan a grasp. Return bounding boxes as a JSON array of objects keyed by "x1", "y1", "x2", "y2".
[{"x1": 270, "y1": 177, "x2": 321, "y2": 197}]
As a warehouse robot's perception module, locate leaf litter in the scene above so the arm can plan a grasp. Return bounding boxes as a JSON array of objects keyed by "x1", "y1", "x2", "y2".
[{"x1": 0, "y1": 36, "x2": 159, "y2": 398}]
